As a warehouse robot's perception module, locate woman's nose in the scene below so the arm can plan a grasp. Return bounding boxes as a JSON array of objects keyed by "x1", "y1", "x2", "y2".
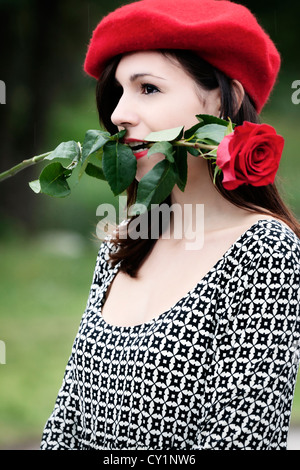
[{"x1": 111, "y1": 94, "x2": 139, "y2": 129}]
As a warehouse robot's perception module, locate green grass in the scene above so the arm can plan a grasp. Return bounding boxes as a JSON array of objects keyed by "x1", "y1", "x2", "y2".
[
  {"x1": 0, "y1": 237, "x2": 299, "y2": 448},
  {"x1": 0, "y1": 238, "x2": 99, "y2": 448}
]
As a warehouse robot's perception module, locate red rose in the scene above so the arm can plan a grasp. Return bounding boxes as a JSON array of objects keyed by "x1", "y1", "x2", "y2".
[{"x1": 216, "y1": 121, "x2": 285, "y2": 190}]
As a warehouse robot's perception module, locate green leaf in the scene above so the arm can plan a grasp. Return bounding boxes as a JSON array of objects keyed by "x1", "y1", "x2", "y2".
[
  {"x1": 194, "y1": 124, "x2": 227, "y2": 144},
  {"x1": 102, "y1": 141, "x2": 137, "y2": 195},
  {"x1": 45, "y1": 141, "x2": 80, "y2": 163},
  {"x1": 173, "y1": 146, "x2": 188, "y2": 192},
  {"x1": 110, "y1": 129, "x2": 127, "y2": 141},
  {"x1": 81, "y1": 129, "x2": 110, "y2": 163},
  {"x1": 225, "y1": 118, "x2": 234, "y2": 135},
  {"x1": 134, "y1": 159, "x2": 177, "y2": 211},
  {"x1": 85, "y1": 162, "x2": 106, "y2": 180},
  {"x1": 187, "y1": 147, "x2": 201, "y2": 157},
  {"x1": 205, "y1": 147, "x2": 218, "y2": 158},
  {"x1": 184, "y1": 122, "x2": 204, "y2": 140},
  {"x1": 196, "y1": 114, "x2": 229, "y2": 127},
  {"x1": 39, "y1": 162, "x2": 72, "y2": 197},
  {"x1": 147, "y1": 141, "x2": 175, "y2": 162},
  {"x1": 144, "y1": 126, "x2": 184, "y2": 143},
  {"x1": 213, "y1": 164, "x2": 222, "y2": 185},
  {"x1": 28, "y1": 179, "x2": 41, "y2": 194}
]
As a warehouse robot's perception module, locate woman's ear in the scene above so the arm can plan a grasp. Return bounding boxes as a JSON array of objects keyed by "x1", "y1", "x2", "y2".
[{"x1": 231, "y1": 79, "x2": 245, "y2": 113}]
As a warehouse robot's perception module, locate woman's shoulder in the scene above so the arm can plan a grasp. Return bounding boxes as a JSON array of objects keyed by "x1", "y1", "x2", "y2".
[
  {"x1": 97, "y1": 218, "x2": 129, "y2": 256},
  {"x1": 90, "y1": 233, "x2": 121, "y2": 285},
  {"x1": 220, "y1": 217, "x2": 300, "y2": 293},
  {"x1": 96, "y1": 234, "x2": 120, "y2": 263},
  {"x1": 241, "y1": 217, "x2": 300, "y2": 267},
  {"x1": 252, "y1": 217, "x2": 298, "y2": 248}
]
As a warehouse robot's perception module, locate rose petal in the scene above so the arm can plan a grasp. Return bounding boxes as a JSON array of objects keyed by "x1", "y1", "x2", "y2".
[{"x1": 217, "y1": 122, "x2": 285, "y2": 189}]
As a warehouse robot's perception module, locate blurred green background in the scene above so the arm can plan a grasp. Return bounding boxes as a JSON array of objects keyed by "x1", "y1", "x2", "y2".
[{"x1": 0, "y1": 0, "x2": 299, "y2": 449}]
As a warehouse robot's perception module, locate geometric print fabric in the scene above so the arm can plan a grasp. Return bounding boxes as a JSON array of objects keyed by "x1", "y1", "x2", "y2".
[{"x1": 40, "y1": 219, "x2": 300, "y2": 450}]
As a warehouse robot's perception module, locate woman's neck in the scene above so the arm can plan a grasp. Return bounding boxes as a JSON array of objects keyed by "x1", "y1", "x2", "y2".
[{"x1": 167, "y1": 158, "x2": 259, "y2": 241}]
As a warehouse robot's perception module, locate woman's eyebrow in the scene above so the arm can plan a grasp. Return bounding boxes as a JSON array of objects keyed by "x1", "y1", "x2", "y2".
[
  {"x1": 114, "y1": 73, "x2": 166, "y2": 86},
  {"x1": 129, "y1": 73, "x2": 166, "y2": 82}
]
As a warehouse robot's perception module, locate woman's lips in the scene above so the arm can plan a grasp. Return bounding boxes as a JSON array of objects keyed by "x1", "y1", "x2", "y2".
[
  {"x1": 123, "y1": 138, "x2": 145, "y2": 143},
  {"x1": 134, "y1": 149, "x2": 148, "y2": 159},
  {"x1": 123, "y1": 138, "x2": 149, "y2": 159}
]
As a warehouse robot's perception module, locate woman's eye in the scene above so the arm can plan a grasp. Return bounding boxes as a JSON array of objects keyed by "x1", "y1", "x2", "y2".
[{"x1": 141, "y1": 83, "x2": 160, "y2": 95}]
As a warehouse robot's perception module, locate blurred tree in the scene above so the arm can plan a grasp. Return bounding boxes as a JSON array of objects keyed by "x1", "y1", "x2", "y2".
[
  {"x1": 0, "y1": 0, "x2": 62, "y2": 231},
  {"x1": 242, "y1": 0, "x2": 299, "y2": 73},
  {"x1": 0, "y1": 0, "x2": 123, "y2": 233}
]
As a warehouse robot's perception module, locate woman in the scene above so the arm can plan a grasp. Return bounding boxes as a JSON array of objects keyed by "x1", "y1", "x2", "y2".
[{"x1": 40, "y1": 0, "x2": 300, "y2": 450}]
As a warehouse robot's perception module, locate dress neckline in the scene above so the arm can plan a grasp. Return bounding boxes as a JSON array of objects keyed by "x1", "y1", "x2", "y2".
[{"x1": 98, "y1": 218, "x2": 287, "y2": 331}]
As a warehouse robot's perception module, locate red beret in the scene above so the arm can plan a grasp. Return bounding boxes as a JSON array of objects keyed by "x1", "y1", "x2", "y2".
[{"x1": 84, "y1": 0, "x2": 281, "y2": 113}]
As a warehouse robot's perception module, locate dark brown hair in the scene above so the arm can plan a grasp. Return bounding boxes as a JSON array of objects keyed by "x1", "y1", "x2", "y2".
[{"x1": 96, "y1": 49, "x2": 300, "y2": 277}]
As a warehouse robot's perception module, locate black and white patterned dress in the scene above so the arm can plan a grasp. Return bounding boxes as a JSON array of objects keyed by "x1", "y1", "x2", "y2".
[{"x1": 40, "y1": 219, "x2": 300, "y2": 450}]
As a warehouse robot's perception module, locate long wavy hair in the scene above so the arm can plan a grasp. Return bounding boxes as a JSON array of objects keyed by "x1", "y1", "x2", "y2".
[{"x1": 95, "y1": 49, "x2": 300, "y2": 277}]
